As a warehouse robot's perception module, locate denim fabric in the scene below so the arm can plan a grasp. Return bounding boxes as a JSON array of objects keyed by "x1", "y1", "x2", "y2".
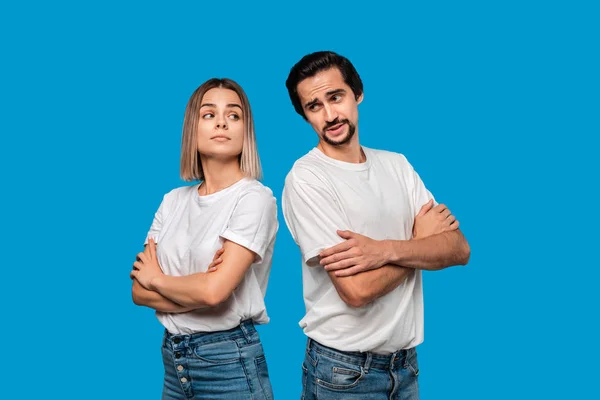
[
  {"x1": 301, "y1": 339, "x2": 419, "y2": 400},
  {"x1": 161, "y1": 320, "x2": 273, "y2": 400}
]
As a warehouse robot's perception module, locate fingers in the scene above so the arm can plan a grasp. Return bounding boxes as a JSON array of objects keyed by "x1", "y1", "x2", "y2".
[
  {"x1": 130, "y1": 270, "x2": 138, "y2": 280},
  {"x1": 433, "y1": 203, "x2": 447, "y2": 213},
  {"x1": 321, "y1": 248, "x2": 358, "y2": 267},
  {"x1": 136, "y1": 252, "x2": 148, "y2": 264},
  {"x1": 324, "y1": 257, "x2": 360, "y2": 272},
  {"x1": 417, "y1": 199, "x2": 434, "y2": 216},
  {"x1": 336, "y1": 230, "x2": 355, "y2": 239},
  {"x1": 335, "y1": 264, "x2": 367, "y2": 277},
  {"x1": 207, "y1": 257, "x2": 223, "y2": 271},
  {"x1": 440, "y1": 208, "x2": 451, "y2": 219},
  {"x1": 449, "y1": 219, "x2": 460, "y2": 230},
  {"x1": 320, "y1": 240, "x2": 354, "y2": 258},
  {"x1": 213, "y1": 248, "x2": 225, "y2": 261}
]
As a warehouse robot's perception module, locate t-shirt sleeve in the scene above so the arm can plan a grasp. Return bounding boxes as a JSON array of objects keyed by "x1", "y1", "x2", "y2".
[
  {"x1": 220, "y1": 188, "x2": 278, "y2": 264},
  {"x1": 144, "y1": 193, "x2": 169, "y2": 245},
  {"x1": 409, "y1": 160, "x2": 437, "y2": 216},
  {"x1": 282, "y1": 171, "x2": 351, "y2": 264}
]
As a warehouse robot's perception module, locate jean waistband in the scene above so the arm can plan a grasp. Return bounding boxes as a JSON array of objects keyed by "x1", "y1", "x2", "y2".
[
  {"x1": 307, "y1": 338, "x2": 416, "y2": 370},
  {"x1": 163, "y1": 320, "x2": 258, "y2": 349}
]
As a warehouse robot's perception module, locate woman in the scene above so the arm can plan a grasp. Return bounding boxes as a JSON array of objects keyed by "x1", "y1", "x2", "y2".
[{"x1": 131, "y1": 78, "x2": 277, "y2": 400}]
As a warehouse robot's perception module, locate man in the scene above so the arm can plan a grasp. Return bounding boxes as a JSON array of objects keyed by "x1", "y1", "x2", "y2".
[{"x1": 282, "y1": 51, "x2": 470, "y2": 400}]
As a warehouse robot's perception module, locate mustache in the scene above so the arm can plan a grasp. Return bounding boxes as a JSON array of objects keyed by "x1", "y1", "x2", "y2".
[{"x1": 323, "y1": 118, "x2": 349, "y2": 132}]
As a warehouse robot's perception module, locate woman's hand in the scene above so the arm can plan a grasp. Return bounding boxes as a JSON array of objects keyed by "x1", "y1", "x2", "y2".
[{"x1": 130, "y1": 238, "x2": 164, "y2": 290}]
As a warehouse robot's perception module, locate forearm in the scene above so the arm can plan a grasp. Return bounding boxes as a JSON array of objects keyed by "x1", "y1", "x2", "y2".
[
  {"x1": 131, "y1": 280, "x2": 194, "y2": 313},
  {"x1": 386, "y1": 230, "x2": 470, "y2": 270},
  {"x1": 151, "y1": 273, "x2": 224, "y2": 308},
  {"x1": 332, "y1": 264, "x2": 413, "y2": 307}
]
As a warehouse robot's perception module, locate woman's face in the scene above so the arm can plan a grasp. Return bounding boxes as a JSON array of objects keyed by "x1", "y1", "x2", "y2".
[{"x1": 196, "y1": 88, "x2": 244, "y2": 160}]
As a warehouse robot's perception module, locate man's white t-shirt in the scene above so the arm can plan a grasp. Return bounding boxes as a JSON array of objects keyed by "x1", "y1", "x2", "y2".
[
  {"x1": 145, "y1": 178, "x2": 278, "y2": 335},
  {"x1": 282, "y1": 147, "x2": 434, "y2": 354}
]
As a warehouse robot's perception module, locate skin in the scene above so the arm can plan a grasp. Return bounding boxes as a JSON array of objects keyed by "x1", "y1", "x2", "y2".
[
  {"x1": 295, "y1": 67, "x2": 470, "y2": 307},
  {"x1": 131, "y1": 88, "x2": 261, "y2": 310}
]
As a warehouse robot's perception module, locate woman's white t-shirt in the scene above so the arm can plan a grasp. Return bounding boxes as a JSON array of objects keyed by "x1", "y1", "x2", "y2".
[{"x1": 145, "y1": 178, "x2": 278, "y2": 335}]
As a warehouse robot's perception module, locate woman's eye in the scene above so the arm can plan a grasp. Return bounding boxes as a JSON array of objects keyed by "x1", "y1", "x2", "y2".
[
  {"x1": 202, "y1": 113, "x2": 214, "y2": 119},
  {"x1": 228, "y1": 114, "x2": 240, "y2": 121}
]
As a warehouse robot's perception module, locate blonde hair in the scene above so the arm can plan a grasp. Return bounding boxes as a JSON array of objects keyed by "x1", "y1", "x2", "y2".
[{"x1": 180, "y1": 78, "x2": 262, "y2": 181}]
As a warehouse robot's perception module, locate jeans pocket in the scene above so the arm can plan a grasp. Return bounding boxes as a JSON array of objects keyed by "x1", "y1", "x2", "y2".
[
  {"x1": 191, "y1": 339, "x2": 240, "y2": 365},
  {"x1": 405, "y1": 350, "x2": 420, "y2": 377},
  {"x1": 254, "y1": 355, "x2": 273, "y2": 400},
  {"x1": 315, "y1": 355, "x2": 365, "y2": 390}
]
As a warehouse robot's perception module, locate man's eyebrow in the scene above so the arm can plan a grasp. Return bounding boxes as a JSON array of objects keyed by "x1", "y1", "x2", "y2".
[
  {"x1": 325, "y1": 89, "x2": 346, "y2": 97},
  {"x1": 304, "y1": 98, "x2": 319, "y2": 109}
]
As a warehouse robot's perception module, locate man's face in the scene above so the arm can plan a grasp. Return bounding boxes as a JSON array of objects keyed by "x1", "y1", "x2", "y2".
[{"x1": 296, "y1": 67, "x2": 363, "y2": 147}]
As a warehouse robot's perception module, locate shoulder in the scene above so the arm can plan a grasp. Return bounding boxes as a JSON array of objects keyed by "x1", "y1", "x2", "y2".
[
  {"x1": 364, "y1": 146, "x2": 409, "y2": 165},
  {"x1": 238, "y1": 179, "x2": 277, "y2": 208},
  {"x1": 284, "y1": 151, "x2": 330, "y2": 187},
  {"x1": 161, "y1": 184, "x2": 197, "y2": 206}
]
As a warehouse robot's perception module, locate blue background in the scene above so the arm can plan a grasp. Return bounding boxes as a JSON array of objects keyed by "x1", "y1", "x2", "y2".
[{"x1": 1, "y1": 1, "x2": 598, "y2": 398}]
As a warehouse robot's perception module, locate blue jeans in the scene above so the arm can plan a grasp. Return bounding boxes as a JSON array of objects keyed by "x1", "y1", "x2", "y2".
[
  {"x1": 301, "y1": 339, "x2": 420, "y2": 400},
  {"x1": 161, "y1": 320, "x2": 273, "y2": 400}
]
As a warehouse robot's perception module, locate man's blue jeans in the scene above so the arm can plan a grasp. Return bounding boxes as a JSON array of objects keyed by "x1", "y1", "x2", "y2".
[
  {"x1": 301, "y1": 338, "x2": 420, "y2": 400},
  {"x1": 161, "y1": 320, "x2": 273, "y2": 400}
]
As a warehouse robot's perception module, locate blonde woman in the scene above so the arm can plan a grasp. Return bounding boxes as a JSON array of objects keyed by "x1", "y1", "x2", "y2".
[{"x1": 131, "y1": 78, "x2": 277, "y2": 400}]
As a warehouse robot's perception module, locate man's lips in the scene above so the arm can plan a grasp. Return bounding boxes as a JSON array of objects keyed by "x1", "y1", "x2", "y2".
[{"x1": 325, "y1": 123, "x2": 346, "y2": 135}]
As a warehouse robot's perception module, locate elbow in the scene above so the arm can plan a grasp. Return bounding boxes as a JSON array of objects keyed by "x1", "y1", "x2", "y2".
[
  {"x1": 131, "y1": 286, "x2": 144, "y2": 306},
  {"x1": 195, "y1": 287, "x2": 233, "y2": 308},
  {"x1": 338, "y1": 285, "x2": 372, "y2": 308},
  {"x1": 459, "y1": 241, "x2": 471, "y2": 265}
]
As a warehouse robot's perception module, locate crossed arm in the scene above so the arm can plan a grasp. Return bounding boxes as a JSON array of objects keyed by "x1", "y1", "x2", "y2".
[
  {"x1": 319, "y1": 202, "x2": 470, "y2": 307},
  {"x1": 131, "y1": 239, "x2": 255, "y2": 311}
]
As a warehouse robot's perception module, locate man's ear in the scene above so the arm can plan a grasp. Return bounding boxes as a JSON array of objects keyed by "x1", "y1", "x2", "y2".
[{"x1": 356, "y1": 92, "x2": 364, "y2": 105}]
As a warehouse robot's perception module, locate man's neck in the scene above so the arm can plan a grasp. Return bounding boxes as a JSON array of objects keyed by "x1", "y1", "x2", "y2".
[{"x1": 317, "y1": 139, "x2": 365, "y2": 164}]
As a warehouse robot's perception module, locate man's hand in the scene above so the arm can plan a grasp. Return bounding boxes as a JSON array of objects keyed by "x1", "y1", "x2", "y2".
[
  {"x1": 413, "y1": 200, "x2": 459, "y2": 239},
  {"x1": 130, "y1": 238, "x2": 164, "y2": 290},
  {"x1": 319, "y1": 230, "x2": 389, "y2": 277}
]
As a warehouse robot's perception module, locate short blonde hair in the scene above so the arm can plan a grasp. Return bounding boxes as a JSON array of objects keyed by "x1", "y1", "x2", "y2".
[{"x1": 180, "y1": 78, "x2": 262, "y2": 181}]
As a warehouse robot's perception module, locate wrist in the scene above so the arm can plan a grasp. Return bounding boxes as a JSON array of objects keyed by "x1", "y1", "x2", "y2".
[
  {"x1": 149, "y1": 275, "x2": 163, "y2": 291},
  {"x1": 382, "y1": 240, "x2": 396, "y2": 264}
]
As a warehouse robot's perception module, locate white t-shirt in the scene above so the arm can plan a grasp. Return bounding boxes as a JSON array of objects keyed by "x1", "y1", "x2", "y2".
[
  {"x1": 282, "y1": 147, "x2": 434, "y2": 354},
  {"x1": 145, "y1": 178, "x2": 278, "y2": 335}
]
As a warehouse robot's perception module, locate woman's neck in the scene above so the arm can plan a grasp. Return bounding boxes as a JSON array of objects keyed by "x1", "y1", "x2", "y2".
[{"x1": 199, "y1": 158, "x2": 244, "y2": 195}]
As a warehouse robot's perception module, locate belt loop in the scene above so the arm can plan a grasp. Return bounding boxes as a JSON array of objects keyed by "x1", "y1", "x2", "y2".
[
  {"x1": 363, "y1": 352, "x2": 372, "y2": 374},
  {"x1": 306, "y1": 337, "x2": 313, "y2": 351},
  {"x1": 239, "y1": 320, "x2": 252, "y2": 344}
]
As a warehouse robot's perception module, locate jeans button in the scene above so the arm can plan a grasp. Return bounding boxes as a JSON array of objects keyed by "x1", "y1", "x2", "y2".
[
  {"x1": 175, "y1": 352, "x2": 181, "y2": 359},
  {"x1": 173, "y1": 338, "x2": 181, "y2": 344}
]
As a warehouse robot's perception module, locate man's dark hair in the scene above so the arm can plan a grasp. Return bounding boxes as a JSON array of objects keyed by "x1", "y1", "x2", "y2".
[{"x1": 285, "y1": 51, "x2": 363, "y2": 119}]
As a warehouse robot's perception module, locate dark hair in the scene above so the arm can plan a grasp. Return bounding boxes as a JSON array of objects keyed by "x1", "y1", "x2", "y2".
[{"x1": 285, "y1": 51, "x2": 363, "y2": 119}]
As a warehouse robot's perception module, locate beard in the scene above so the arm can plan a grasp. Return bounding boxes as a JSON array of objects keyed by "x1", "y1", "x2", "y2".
[{"x1": 321, "y1": 118, "x2": 356, "y2": 146}]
